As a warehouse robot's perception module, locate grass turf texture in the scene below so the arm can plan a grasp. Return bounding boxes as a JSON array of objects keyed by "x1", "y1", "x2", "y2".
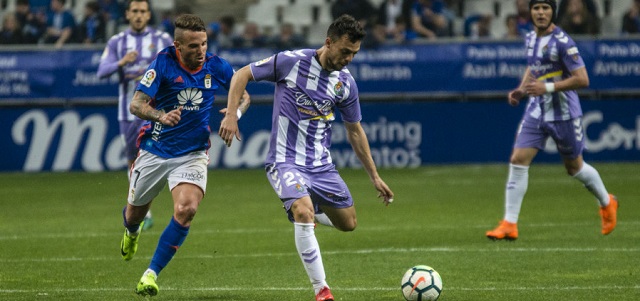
[{"x1": 0, "y1": 163, "x2": 638, "y2": 300}]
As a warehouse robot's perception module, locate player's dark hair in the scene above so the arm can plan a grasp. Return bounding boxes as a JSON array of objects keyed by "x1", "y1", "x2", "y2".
[
  {"x1": 327, "y1": 14, "x2": 366, "y2": 43},
  {"x1": 126, "y1": 0, "x2": 149, "y2": 10},
  {"x1": 174, "y1": 14, "x2": 206, "y2": 33},
  {"x1": 529, "y1": 0, "x2": 557, "y2": 21}
]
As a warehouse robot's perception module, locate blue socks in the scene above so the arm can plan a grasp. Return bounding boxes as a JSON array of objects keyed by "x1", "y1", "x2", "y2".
[
  {"x1": 149, "y1": 217, "x2": 190, "y2": 275},
  {"x1": 122, "y1": 207, "x2": 140, "y2": 234}
]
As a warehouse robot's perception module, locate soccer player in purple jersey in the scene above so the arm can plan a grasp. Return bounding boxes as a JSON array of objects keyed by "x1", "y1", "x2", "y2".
[
  {"x1": 219, "y1": 15, "x2": 394, "y2": 301},
  {"x1": 118, "y1": 14, "x2": 250, "y2": 297},
  {"x1": 97, "y1": 0, "x2": 173, "y2": 230},
  {"x1": 486, "y1": 0, "x2": 618, "y2": 241}
]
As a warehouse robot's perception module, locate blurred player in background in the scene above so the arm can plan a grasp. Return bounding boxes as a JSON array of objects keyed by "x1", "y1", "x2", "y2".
[
  {"x1": 118, "y1": 14, "x2": 250, "y2": 297},
  {"x1": 218, "y1": 14, "x2": 394, "y2": 301},
  {"x1": 97, "y1": 0, "x2": 173, "y2": 230},
  {"x1": 486, "y1": 0, "x2": 618, "y2": 241}
]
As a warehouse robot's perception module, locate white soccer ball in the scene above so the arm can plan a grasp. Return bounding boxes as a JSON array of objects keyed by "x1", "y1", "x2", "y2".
[{"x1": 401, "y1": 265, "x2": 443, "y2": 301}]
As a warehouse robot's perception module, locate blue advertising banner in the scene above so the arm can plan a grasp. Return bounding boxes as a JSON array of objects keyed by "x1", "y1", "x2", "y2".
[
  {"x1": 1, "y1": 100, "x2": 638, "y2": 172},
  {"x1": 1, "y1": 39, "x2": 639, "y2": 101}
]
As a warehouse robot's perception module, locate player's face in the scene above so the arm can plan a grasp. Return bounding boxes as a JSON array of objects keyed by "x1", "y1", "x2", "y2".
[
  {"x1": 175, "y1": 30, "x2": 208, "y2": 70},
  {"x1": 126, "y1": 2, "x2": 151, "y2": 32},
  {"x1": 530, "y1": 3, "x2": 553, "y2": 30},
  {"x1": 325, "y1": 34, "x2": 360, "y2": 72}
]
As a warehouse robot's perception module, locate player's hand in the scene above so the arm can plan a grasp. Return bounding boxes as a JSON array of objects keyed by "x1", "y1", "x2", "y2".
[
  {"x1": 507, "y1": 88, "x2": 525, "y2": 106},
  {"x1": 122, "y1": 51, "x2": 139, "y2": 65},
  {"x1": 373, "y1": 178, "x2": 394, "y2": 206},
  {"x1": 524, "y1": 80, "x2": 545, "y2": 97},
  {"x1": 218, "y1": 114, "x2": 241, "y2": 147},
  {"x1": 158, "y1": 106, "x2": 182, "y2": 126}
]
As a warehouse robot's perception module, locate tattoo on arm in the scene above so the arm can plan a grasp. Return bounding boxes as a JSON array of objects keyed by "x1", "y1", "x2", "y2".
[{"x1": 131, "y1": 92, "x2": 163, "y2": 122}]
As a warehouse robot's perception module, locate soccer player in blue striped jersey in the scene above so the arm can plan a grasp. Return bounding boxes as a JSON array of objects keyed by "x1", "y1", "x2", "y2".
[
  {"x1": 486, "y1": 0, "x2": 618, "y2": 241},
  {"x1": 98, "y1": 0, "x2": 173, "y2": 230},
  {"x1": 119, "y1": 14, "x2": 250, "y2": 297},
  {"x1": 219, "y1": 15, "x2": 394, "y2": 301}
]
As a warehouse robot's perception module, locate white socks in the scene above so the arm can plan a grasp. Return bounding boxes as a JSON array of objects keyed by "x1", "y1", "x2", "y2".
[
  {"x1": 314, "y1": 213, "x2": 334, "y2": 228},
  {"x1": 573, "y1": 162, "x2": 609, "y2": 207},
  {"x1": 294, "y1": 222, "x2": 327, "y2": 294},
  {"x1": 504, "y1": 164, "x2": 529, "y2": 223}
]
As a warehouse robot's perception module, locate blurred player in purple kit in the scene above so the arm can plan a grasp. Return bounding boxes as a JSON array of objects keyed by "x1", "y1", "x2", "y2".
[
  {"x1": 118, "y1": 14, "x2": 250, "y2": 297},
  {"x1": 97, "y1": 0, "x2": 173, "y2": 230},
  {"x1": 219, "y1": 14, "x2": 394, "y2": 301},
  {"x1": 486, "y1": 0, "x2": 618, "y2": 241}
]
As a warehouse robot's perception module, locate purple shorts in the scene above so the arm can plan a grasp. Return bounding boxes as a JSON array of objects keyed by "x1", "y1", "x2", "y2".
[
  {"x1": 514, "y1": 117, "x2": 585, "y2": 159},
  {"x1": 265, "y1": 162, "x2": 354, "y2": 222},
  {"x1": 119, "y1": 118, "x2": 145, "y2": 162}
]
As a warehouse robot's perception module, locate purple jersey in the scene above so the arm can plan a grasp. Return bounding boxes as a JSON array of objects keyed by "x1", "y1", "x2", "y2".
[
  {"x1": 250, "y1": 49, "x2": 362, "y2": 167},
  {"x1": 136, "y1": 46, "x2": 235, "y2": 158},
  {"x1": 523, "y1": 26, "x2": 585, "y2": 122},
  {"x1": 97, "y1": 27, "x2": 173, "y2": 122}
]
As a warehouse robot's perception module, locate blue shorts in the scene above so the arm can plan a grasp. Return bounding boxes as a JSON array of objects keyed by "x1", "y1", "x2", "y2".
[
  {"x1": 514, "y1": 117, "x2": 585, "y2": 159},
  {"x1": 265, "y1": 162, "x2": 354, "y2": 222}
]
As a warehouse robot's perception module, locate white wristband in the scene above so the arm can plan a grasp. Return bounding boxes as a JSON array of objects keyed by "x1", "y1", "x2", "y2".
[
  {"x1": 236, "y1": 108, "x2": 242, "y2": 120},
  {"x1": 545, "y1": 82, "x2": 555, "y2": 93}
]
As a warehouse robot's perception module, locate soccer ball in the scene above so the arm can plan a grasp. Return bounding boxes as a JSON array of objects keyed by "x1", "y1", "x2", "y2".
[{"x1": 401, "y1": 265, "x2": 443, "y2": 301}]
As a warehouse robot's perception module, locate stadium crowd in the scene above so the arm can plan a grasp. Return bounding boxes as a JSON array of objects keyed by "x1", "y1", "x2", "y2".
[{"x1": 1, "y1": 0, "x2": 639, "y2": 48}]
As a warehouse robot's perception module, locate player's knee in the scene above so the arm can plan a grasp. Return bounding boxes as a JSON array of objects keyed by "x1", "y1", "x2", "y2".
[
  {"x1": 336, "y1": 218, "x2": 357, "y2": 232},
  {"x1": 175, "y1": 204, "x2": 197, "y2": 223},
  {"x1": 291, "y1": 202, "x2": 315, "y2": 223}
]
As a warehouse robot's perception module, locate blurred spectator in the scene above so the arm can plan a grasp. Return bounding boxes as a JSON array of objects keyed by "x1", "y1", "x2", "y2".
[
  {"x1": 331, "y1": 0, "x2": 377, "y2": 27},
  {"x1": 464, "y1": 14, "x2": 492, "y2": 40},
  {"x1": 98, "y1": 0, "x2": 124, "y2": 24},
  {"x1": 158, "y1": 10, "x2": 176, "y2": 37},
  {"x1": 232, "y1": 22, "x2": 268, "y2": 48},
  {"x1": 15, "y1": 0, "x2": 47, "y2": 44},
  {"x1": 375, "y1": 0, "x2": 414, "y2": 42},
  {"x1": 270, "y1": 23, "x2": 306, "y2": 50},
  {"x1": 42, "y1": 0, "x2": 76, "y2": 48},
  {"x1": 557, "y1": 0, "x2": 599, "y2": 22},
  {"x1": 29, "y1": 0, "x2": 51, "y2": 16},
  {"x1": 504, "y1": 14, "x2": 521, "y2": 40},
  {"x1": 558, "y1": 0, "x2": 600, "y2": 35},
  {"x1": 410, "y1": 0, "x2": 452, "y2": 39},
  {"x1": 75, "y1": 1, "x2": 106, "y2": 44},
  {"x1": 622, "y1": 0, "x2": 640, "y2": 35},
  {"x1": 514, "y1": 0, "x2": 534, "y2": 37},
  {"x1": 208, "y1": 15, "x2": 236, "y2": 50},
  {"x1": 1, "y1": 13, "x2": 25, "y2": 44},
  {"x1": 160, "y1": 3, "x2": 192, "y2": 37}
]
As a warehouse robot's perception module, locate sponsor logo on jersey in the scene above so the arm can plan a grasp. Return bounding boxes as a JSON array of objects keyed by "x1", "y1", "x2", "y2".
[
  {"x1": 140, "y1": 69, "x2": 156, "y2": 87},
  {"x1": 255, "y1": 56, "x2": 273, "y2": 66},
  {"x1": 177, "y1": 88, "x2": 204, "y2": 110}
]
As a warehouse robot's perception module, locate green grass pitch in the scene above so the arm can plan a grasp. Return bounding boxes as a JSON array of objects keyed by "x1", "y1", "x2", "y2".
[{"x1": 0, "y1": 163, "x2": 638, "y2": 300}]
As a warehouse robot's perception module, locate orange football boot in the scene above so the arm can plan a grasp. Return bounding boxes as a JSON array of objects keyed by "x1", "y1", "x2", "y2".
[
  {"x1": 486, "y1": 220, "x2": 518, "y2": 241},
  {"x1": 599, "y1": 194, "x2": 618, "y2": 235}
]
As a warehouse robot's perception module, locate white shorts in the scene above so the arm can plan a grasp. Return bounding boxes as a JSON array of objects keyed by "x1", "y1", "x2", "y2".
[{"x1": 127, "y1": 150, "x2": 209, "y2": 206}]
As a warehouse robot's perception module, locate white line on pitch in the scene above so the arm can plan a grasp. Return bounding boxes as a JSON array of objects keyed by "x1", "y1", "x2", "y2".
[{"x1": 1, "y1": 247, "x2": 639, "y2": 263}]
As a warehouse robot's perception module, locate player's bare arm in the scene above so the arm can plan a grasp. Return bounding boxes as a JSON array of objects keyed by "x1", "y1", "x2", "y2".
[
  {"x1": 524, "y1": 66, "x2": 589, "y2": 97},
  {"x1": 344, "y1": 121, "x2": 395, "y2": 205},
  {"x1": 219, "y1": 89, "x2": 251, "y2": 116},
  {"x1": 219, "y1": 65, "x2": 254, "y2": 147},
  {"x1": 130, "y1": 90, "x2": 182, "y2": 126}
]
